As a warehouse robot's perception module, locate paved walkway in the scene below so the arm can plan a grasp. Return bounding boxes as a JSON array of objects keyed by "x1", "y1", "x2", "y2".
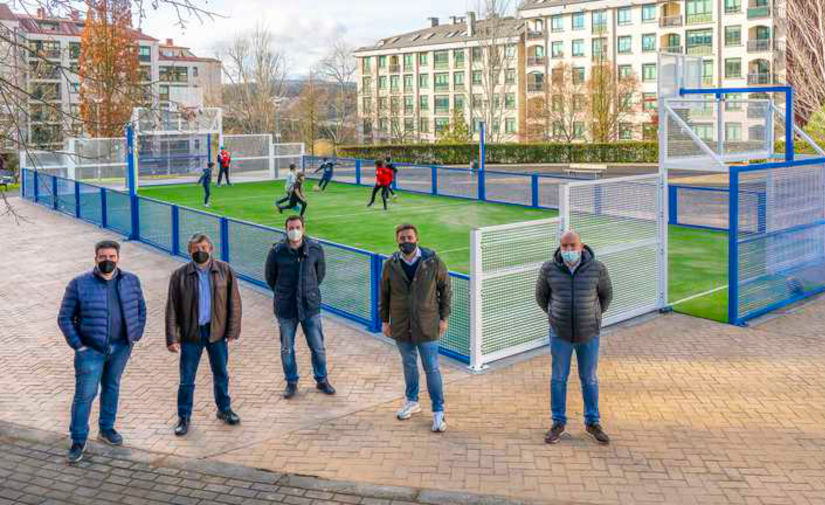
[{"x1": 2, "y1": 198, "x2": 825, "y2": 505}]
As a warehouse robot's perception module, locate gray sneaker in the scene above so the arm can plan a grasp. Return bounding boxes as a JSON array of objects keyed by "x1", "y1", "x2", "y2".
[
  {"x1": 396, "y1": 400, "x2": 421, "y2": 420},
  {"x1": 432, "y1": 412, "x2": 447, "y2": 433}
]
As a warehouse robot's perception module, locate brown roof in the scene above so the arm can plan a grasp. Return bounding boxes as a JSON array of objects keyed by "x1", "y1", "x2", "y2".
[
  {"x1": 355, "y1": 16, "x2": 523, "y2": 53},
  {"x1": 15, "y1": 13, "x2": 158, "y2": 41},
  {"x1": 0, "y1": 3, "x2": 16, "y2": 21}
]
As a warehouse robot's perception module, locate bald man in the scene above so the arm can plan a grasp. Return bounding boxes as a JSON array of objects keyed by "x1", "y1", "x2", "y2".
[{"x1": 536, "y1": 230, "x2": 613, "y2": 445}]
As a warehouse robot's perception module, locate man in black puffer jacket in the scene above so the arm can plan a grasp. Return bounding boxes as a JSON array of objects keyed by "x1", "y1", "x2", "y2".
[{"x1": 536, "y1": 230, "x2": 613, "y2": 446}]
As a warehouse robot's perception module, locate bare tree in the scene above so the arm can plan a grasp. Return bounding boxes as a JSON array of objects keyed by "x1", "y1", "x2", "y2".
[
  {"x1": 219, "y1": 25, "x2": 288, "y2": 135},
  {"x1": 544, "y1": 63, "x2": 588, "y2": 142},
  {"x1": 587, "y1": 57, "x2": 640, "y2": 142},
  {"x1": 293, "y1": 68, "x2": 322, "y2": 156},
  {"x1": 318, "y1": 39, "x2": 357, "y2": 153},
  {"x1": 785, "y1": 0, "x2": 825, "y2": 123}
]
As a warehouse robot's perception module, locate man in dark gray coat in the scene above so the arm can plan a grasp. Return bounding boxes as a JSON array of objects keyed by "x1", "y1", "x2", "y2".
[{"x1": 536, "y1": 230, "x2": 613, "y2": 445}]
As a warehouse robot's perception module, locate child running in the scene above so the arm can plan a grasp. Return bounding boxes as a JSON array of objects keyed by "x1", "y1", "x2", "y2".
[
  {"x1": 384, "y1": 156, "x2": 398, "y2": 200},
  {"x1": 313, "y1": 157, "x2": 335, "y2": 192},
  {"x1": 277, "y1": 172, "x2": 308, "y2": 217},
  {"x1": 197, "y1": 162, "x2": 214, "y2": 208},
  {"x1": 367, "y1": 160, "x2": 392, "y2": 210}
]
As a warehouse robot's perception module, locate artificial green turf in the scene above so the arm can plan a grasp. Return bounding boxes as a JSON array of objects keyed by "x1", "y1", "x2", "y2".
[{"x1": 141, "y1": 179, "x2": 730, "y2": 322}]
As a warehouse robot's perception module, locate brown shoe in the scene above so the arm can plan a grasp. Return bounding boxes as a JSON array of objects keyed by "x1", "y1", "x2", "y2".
[
  {"x1": 586, "y1": 423, "x2": 610, "y2": 444},
  {"x1": 544, "y1": 422, "x2": 565, "y2": 444}
]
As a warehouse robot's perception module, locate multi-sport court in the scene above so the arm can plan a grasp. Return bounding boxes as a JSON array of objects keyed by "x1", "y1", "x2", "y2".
[{"x1": 19, "y1": 53, "x2": 825, "y2": 370}]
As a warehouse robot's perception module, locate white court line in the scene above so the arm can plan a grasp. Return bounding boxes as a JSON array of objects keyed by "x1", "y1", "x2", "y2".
[
  {"x1": 437, "y1": 246, "x2": 471, "y2": 255},
  {"x1": 669, "y1": 284, "x2": 729, "y2": 306}
]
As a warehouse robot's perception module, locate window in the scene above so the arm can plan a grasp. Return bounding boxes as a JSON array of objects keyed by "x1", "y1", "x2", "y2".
[
  {"x1": 724, "y1": 0, "x2": 741, "y2": 13},
  {"x1": 725, "y1": 122, "x2": 742, "y2": 141},
  {"x1": 552, "y1": 41, "x2": 563, "y2": 58},
  {"x1": 472, "y1": 70, "x2": 482, "y2": 85},
  {"x1": 619, "y1": 92, "x2": 634, "y2": 111},
  {"x1": 618, "y1": 36, "x2": 632, "y2": 54},
  {"x1": 505, "y1": 93, "x2": 516, "y2": 110},
  {"x1": 390, "y1": 75, "x2": 400, "y2": 92},
  {"x1": 726, "y1": 93, "x2": 743, "y2": 111},
  {"x1": 435, "y1": 117, "x2": 450, "y2": 134},
  {"x1": 505, "y1": 45, "x2": 517, "y2": 58},
  {"x1": 404, "y1": 117, "x2": 415, "y2": 132},
  {"x1": 434, "y1": 50, "x2": 449, "y2": 69},
  {"x1": 419, "y1": 95, "x2": 429, "y2": 111},
  {"x1": 692, "y1": 124, "x2": 713, "y2": 141},
  {"x1": 434, "y1": 72, "x2": 449, "y2": 91},
  {"x1": 362, "y1": 57, "x2": 371, "y2": 72},
  {"x1": 592, "y1": 38, "x2": 607, "y2": 59},
  {"x1": 643, "y1": 123, "x2": 657, "y2": 140},
  {"x1": 686, "y1": 0, "x2": 712, "y2": 24},
  {"x1": 403, "y1": 53, "x2": 414, "y2": 70},
  {"x1": 551, "y1": 95, "x2": 563, "y2": 112},
  {"x1": 138, "y1": 45, "x2": 151, "y2": 62},
  {"x1": 702, "y1": 59, "x2": 714, "y2": 84},
  {"x1": 378, "y1": 118, "x2": 388, "y2": 133},
  {"x1": 642, "y1": 34, "x2": 656, "y2": 52},
  {"x1": 455, "y1": 94, "x2": 465, "y2": 112},
  {"x1": 551, "y1": 15, "x2": 564, "y2": 32},
  {"x1": 473, "y1": 118, "x2": 483, "y2": 133},
  {"x1": 472, "y1": 94, "x2": 483, "y2": 109},
  {"x1": 725, "y1": 58, "x2": 742, "y2": 78},
  {"x1": 193, "y1": 67, "x2": 199, "y2": 78},
  {"x1": 572, "y1": 39, "x2": 584, "y2": 57},
  {"x1": 378, "y1": 97, "x2": 387, "y2": 111},
  {"x1": 69, "y1": 42, "x2": 81, "y2": 60},
  {"x1": 573, "y1": 67, "x2": 585, "y2": 84},
  {"x1": 725, "y1": 26, "x2": 741, "y2": 46},
  {"x1": 505, "y1": 118, "x2": 516, "y2": 134},
  {"x1": 505, "y1": 69, "x2": 516, "y2": 84},
  {"x1": 620, "y1": 123, "x2": 634, "y2": 140},
  {"x1": 643, "y1": 92, "x2": 657, "y2": 111},
  {"x1": 379, "y1": 76, "x2": 388, "y2": 90},
  {"x1": 617, "y1": 7, "x2": 632, "y2": 25},
  {"x1": 404, "y1": 74, "x2": 414, "y2": 92},
  {"x1": 492, "y1": 120, "x2": 501, "y2": 134},
  {"x1": 642, "y1": 63, "x2": 657, "y2": 81},
  {"x1": 363, "y1": 97, "x2": 373, "y2": 113},
  {"x1": 453, "y1": 72, "x2": 465, "y2": 90},
  {"x1": 687, "y1": 29, "x2": 713, "y2": 54},
  {"x1": 572, "y1": 12, "x2": 584, "y2": 30},
  {"x1": 362, "y1": 76, "x2": 372, "y2": 91},
  {"x1": 454, "y1": 49, "x2": 465, "y2": 67},
  {"x1": 434, "y1": 95, "x2": 450, "y2": 115},
  {"x1": 573, "y1": 122, "x2": 585, "y2": 139},
  {"x1": 419, "y1": 118, "x2": 430, "y2": 133},
  {"x1": 419, "y1": 53, "x2": 428, "y2": 66},
  {"x1": 472, "y1": 47, "x2": 483, "y2": 61},
  {"x1": 592, "y1": 11, "x2": 607, "y2": 32},
  {"x1": 618, "y1": 65, "x2": 633, "y2": 79},
  {"x1": 642, "y1": 4, "x2": 657, "y2": 22},
  {"x1": 390, "y1": 96, "x2": 400, "y2": 113},
  {"x1": 379, "y1": 55, "x2": 387, "y2": 68},
  {"x1": 418, "y1": 74, "x2": 429, "y2": 89}
]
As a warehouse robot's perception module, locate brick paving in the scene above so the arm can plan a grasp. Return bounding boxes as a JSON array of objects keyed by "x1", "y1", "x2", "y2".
[{"x1": 2, "y1": 198, "x2": 825, "y2": 505}]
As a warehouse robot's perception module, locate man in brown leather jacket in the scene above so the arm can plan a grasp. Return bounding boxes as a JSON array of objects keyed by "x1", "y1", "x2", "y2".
[{"x1": 166, "y1": 233, "x2": 242, "y2": 436}]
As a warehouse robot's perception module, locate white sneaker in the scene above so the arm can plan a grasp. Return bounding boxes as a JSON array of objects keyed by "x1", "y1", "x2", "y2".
[
  {"x1": 396, "y1": 400, "x2": 421, "y2": 420},
  {"x1": 392, "y1": 194, "x2": 398, "y2": 200},
  {"x1": 432, "y1": 412, "x2": 447, "y2": 433},
  {"x1": 204, "y1": 203, "x2": 210, "y2": 208}
]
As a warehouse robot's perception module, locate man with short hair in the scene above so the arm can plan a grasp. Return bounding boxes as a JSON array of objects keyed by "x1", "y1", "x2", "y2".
[
  {"x1": 58, "y1": 240, "x2": 147, "y2": 463},
  {"x1": 380, "y1": 224, "x2": 451, "y2": 432},
  {"x1": 313, "y1": 157, "x2": 335, "y2": 192},
  {"x1": 265, "y1": 215, "x2": 334, "y2": 399},
  {"x1": 536, "y1": 230, "x2": 613, "y2": 445},
  {"x1": 166, "y1": 234, "x2": 242, "y2": 436},
  {"x1": 217, "y1": 146, "x2": 232, "y2": 186}
]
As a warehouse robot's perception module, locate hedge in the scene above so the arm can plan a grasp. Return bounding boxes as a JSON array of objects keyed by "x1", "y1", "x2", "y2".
[{"x1": 338, "y1": 142, "x2": 659, "y2": 165}]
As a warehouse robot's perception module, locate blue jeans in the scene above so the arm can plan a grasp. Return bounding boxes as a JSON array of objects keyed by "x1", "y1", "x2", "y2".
[
  {"x1": 70, "y1": 339, "x2": 132, "y2": 444},
  {"x1": 203, "y1": 184, "x2": 211, "y2": 205},
  {"x1": 177, "y1": 325, "x2": 231, "y2": 418},
  {"x1": 278, "y1": 314, "x2": 328, "y2": 383},
  {"x1": 395, "y1": 340, "x2": 444, "y2": 413},
  {"x1": 550, "y1": 331, "x2": 600, "y2": 425}
]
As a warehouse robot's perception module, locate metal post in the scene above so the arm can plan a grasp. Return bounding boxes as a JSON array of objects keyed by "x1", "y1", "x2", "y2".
[
  {"x1": 207, "y1": 133, "x2": 212, "y2": 164},
  {"x1": 171, "y1": 205, "x2": 180, "y2": 257},
  {"x1": 74, "y1": 181, "x2": 80, "y2": 218},
  {"x1": 125, "y1": 124, "x2": 137, "y2": 196},
  {"x1": 268, "y1": 134, "x2": 276, "y2": 179},
  {"x1": 478, "y1": 168, "x2": 486, "y2": 201},
  {"x1": 786, "y1": 87, "x2": 794, "y2": 161},
  {"x1": 355, "y1": 159, "x2": 362, "y2": 186},
  {"x1": 369, "y1": 254, "x2": 383, "y2": 333},
  {"x1": 431, "y1": 165, "x2": 438, "y2": 195},
  {"x1": 479, "y1": 121, "x2": 486, "y2": 172},
  {"x1": 668, "y1": 185, "x2": 678, "y2": 225},
  {"x1": 51, "y1": 176, "x2": 58, "y2": 210},
  {"x1": 220, "y1": 217, "x2": 230, "y2": 262},
  {"x1": 728, "y1": 166, "x2": 740, "y2": 325},
  {"x1": 20, "y1": 168, "x2": 26, "y2": 199},
  {"x1": 33, "y1": 171, "x2": 39, "y2": 203},
  {"x1": 129, "y1": 195, "x2": 140, "y2": 241},
  {"x1": 468, "y1": 229, "x2": 483, "y2": 372},
  {"x1": 100, "y1": 188, "x2": 108, "y2": 229},
  {"x1": 531, "y1": 174, "x2": 540, "y2": 208},
  {"x1": 716, "y1": 94, "x2": 724, "y2": 159}
]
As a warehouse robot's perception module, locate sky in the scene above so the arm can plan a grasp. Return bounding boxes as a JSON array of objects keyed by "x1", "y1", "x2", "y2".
[{"x1": 139, "y1": 0, "x2": 511, "y2": 77}]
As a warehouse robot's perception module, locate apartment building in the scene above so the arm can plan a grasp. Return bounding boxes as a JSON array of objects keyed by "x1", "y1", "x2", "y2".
[
  {"x1": 0, "y1": 4, "x2": 221, "y2": 148},
  {"x1": 355, "y1": 0, "x2": 786, "y2": 143},
  {"x1": 354, "y1": 14, "x2": 525, "y2": 144}
]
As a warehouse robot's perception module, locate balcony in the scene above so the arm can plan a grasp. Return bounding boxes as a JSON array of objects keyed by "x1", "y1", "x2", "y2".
[
  {"x1": 687, "y1": 45, "x2": 713, "y2": 56},
  {"x1": 747, "y1": 39, "x2": 772, "y2": 52},
  {"x1": 725, "y1": 4, "x2": 742, "y2": 13},
  {"x1": 551, "y1": 52, "x2": 565, "y2": 59},
  {"x1": 434, "y1": 84, "x2": 449, "y2": 92},
  {"x1": 527, "y1": 56, "x2": 546, "y2": 66},
  {"x1": 592, "y1": 23, "x2": 607, "y2": 34},
  {"x1": 662, "y1": 45, "x2": 683, "y2": 54},
  {"x1": 747, "y1": 5, "x2": 770, "y2": 18},
  {"x1": 686, "y1": 13, "x2": 713, "y2": 24},
  {"x1": 527, "y1": 82, "x2": 545, "y2": 93},
  {"x1": 660, "y1": 15, "x2": 683, "y2": 27},
  {"x1": 748, "y1": 72, "x2": 771, "y2": 84},
  {"x1": 527, "y1": 30, "x2": 544, "y2": 40}
]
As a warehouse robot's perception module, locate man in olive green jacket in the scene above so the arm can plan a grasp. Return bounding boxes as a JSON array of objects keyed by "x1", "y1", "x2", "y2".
[{"x1": 380, "y1": 223, "x2": 451, "y2": 432}]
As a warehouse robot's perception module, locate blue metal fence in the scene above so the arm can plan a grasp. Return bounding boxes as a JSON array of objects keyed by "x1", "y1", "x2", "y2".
[{"x1": 21, "y1": 168, "x2": 472, "y2": 363}]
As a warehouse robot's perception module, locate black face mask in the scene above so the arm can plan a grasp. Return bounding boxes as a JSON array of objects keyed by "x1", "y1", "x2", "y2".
[
  {"x1": 192, "y1": 251, "x2": 210, "y2": 264},
  {"x1": 97, "y1": 260, "x2": 116, "y2": 275},
  {"x1": 399, "y1": 242, "x2": 417, "y2": 255}
]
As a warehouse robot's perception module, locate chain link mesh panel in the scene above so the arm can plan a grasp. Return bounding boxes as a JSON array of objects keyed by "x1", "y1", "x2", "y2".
[
  {"x1": 320, "y1": 244, "x2": 372, "y2": 322},
  {"x1": 133, "y1": 107, "x2": 221, "y2": 135},
  {"x1": 177, "y1": 208, "x2": 222, "y2": 258},
  {"x1": 138, "y1": 133, "x2": 210, "y2": 180},
  {"x1": 437, "y1": 167, "x2": 477, "y2": 199},
  {"x1": 138, "y1": 198, "x2": 173, "y2": 252},
  {"x1": 56, "y1": 177, "x2": 75, "y2": 216},
  {"x1": 78, "y1": 183, "x2": 102, "y2": 225},
  {"x1": 71, "y1": 137, "x2": 128, "y2": 186},
  {"x1": 442, "y1": 274, "x2": 470, "y2": 360},
  {"x1": 104, "y1": 190, "x2": 131, "y2": 236},
  {"x1": 394, "y1": 165, "x2": 433, "y2": 194},
  {"x1": 483, "y1": 171, "x2": 533, "y2": 206},
  {"x1": 223, "y1": 134, "x2": 272, "y2": 176},
  {"x1": 22, "y1": 169, "x2": 35, "y2": 200},
  {"x1": 35, "y1": 172, "x2": 54, "y2": 207}
]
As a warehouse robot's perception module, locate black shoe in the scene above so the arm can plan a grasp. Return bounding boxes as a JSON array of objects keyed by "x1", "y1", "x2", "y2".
[
  {"x1": 67, "y1": 442, "x2": 86, "y2": 463},
  {"x1": 174, "y1": 417, "x2": 189, "y2": 437},
  {"x1": 544, "y1": 422, "x2": 565, "y2": 444},
  {"x1": 586, "y1": 423, "x2": 610, "y2": 445},
  {"x1": 217, "y1": 408, "x2": 241, "y2": 425},
  {"x1": 316, "y1": 379, "x2": 336, "y2": 395},
  {"x1": 277, "y1": 206, "x2": 283, "y2": 214},
  {"x1": 283, "y1": 382, "x2": 298, "y2": 399},
  {"x1": 98, "y1": 429, "x2": 123, "y2": 446}
]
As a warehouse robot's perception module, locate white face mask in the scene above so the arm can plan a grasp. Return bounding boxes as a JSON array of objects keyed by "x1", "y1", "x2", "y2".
[{"x1": 287, "y1": 229, "x2": 303, "y2": 242}]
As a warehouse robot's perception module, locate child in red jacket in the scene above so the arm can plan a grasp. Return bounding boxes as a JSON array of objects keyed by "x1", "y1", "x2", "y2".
[{"x1": 367, "y1": 161, "x2": 392, "y2": 210}]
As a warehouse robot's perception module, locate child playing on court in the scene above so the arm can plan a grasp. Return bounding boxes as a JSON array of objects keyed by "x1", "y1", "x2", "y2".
[
  {"x1": 384, "y1": 157, "x2": 398, "y2": 200},
  {"x1": 277, "y1": 172, "x2": 308, "y2": 217},
  {"x1": 367, "y1": 160, "x2": 392, "y2": 211},
  {"x1": 313, "y1": 158, "x2": 335, "y2": 192},
  {"x1": 198, "y1": 162, "x2": 214, "y2": 207}
]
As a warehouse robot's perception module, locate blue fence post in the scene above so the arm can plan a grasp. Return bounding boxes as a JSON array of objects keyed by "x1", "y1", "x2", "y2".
[
  {"x1": 478, "y1": 169, "x2": 486, "y2": 201},
  {"x1": 207, "y1": 133, "x2": 212, "y2": 164},
  {"x1": 668, "y1": 185, "x2": 678, "y2": 225},
  {"x1": 369, "y1": 254, "x2": 383, "y2": 333},
  {"x1": 33, "y1": 171, "x2": 39, "y2": 203},
  {"x1": 728, "y1": 167, "x2": 740, "y2": 325},
  {"x1": 20, "y1": 169, "x2": 26, "y2": 198},
  {"x1": 51, "y1": 176, "x2": 58, "y2": 210},
  {"x1": 355, "y1": 159, "x2": 362, "y2": 186},
  {"x1": 531, "y1": 174, "x2": 539, "y2": 208},
  {"x1": 100, "y1": 188, "x2": 108, "y2": 229},
  {"x1": 129, "y1": 195, "x2": 140, "y2": 241},
  {"x1": 220, "y1": 217, "x2": 230, "y2": 262},
  {"x1": 786, "y1": 87, "x2": 794, "y2": 162},
  {"x1": 431, "y1": 165, "x2": 438, "y2": 196},
  {"x1": 171, "y1": 205, "x2": 180, "y2": 257},
  {"x1": 74, "y1": 181, "x2": 81, "y2": 218}
]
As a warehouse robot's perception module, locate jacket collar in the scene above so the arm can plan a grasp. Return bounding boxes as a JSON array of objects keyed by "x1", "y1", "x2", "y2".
[
  {"x1": 391, "y1": 246, "x2": 435, "y2": 263},
  {"x1": 92, "y1": 266, "x2": 122, "y2": 281},
  {"x1": 552, "y1": 244, "x2": 595, "y2": 270},
  {"x1": 185, "y1": 258, "x2": 219, "y2": 275},
  {"x1": 277, "y1": 236, "x2": 318, "y2": 256}
]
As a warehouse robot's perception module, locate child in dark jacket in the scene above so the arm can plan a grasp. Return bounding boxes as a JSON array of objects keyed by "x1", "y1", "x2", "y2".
[{"x1": 198, "y1": 162, "x2": 214, "y2": 207}]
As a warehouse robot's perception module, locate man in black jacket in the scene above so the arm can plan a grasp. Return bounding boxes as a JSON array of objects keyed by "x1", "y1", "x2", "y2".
[
  {"x1": 264, "y1": 215, "x2": 335, "y2": 399},
  {"x1": 536, "y1": 230, "x2": 613, "y2": 445}
]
